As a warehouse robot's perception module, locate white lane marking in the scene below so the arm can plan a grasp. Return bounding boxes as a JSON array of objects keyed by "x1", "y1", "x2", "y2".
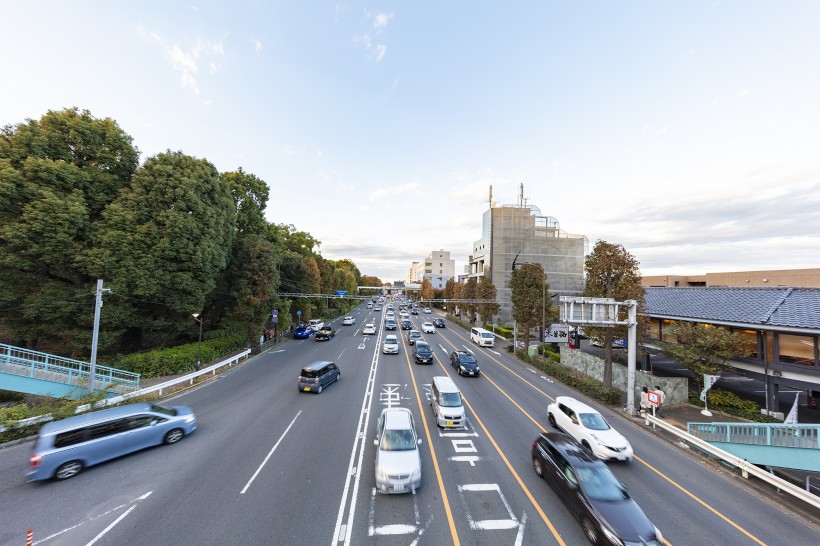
[
  {"x1": 338, "y1": 349, "x2": 346, "y2": 359},
  {"x1": 515, "y1": 512, "x2": 527, "y2": 546},
  {"x1": 438, "y1": 344, "x2": 448, "y2": 353},
  {"x1": 452, "y1": 439, "x2": 477, "y2": 453},
  {"x1": 449, "y1": 456, "x2": 483, "y2": 466},
  {"x1": 37, "y1": 492, "x2": 152, "y2": 545},
  {"x1": 458, "y1": 483, "x2": 522, "y2": 532},
  {"x1": 489, "y1": 349, "x2": 500, "y2": 355},
  {"x1": 368, "y1": 487, "x2": 421, "y2": 536},
  {"x1": 241, "y1": 411, "x2": 302, "y2": 494},
  {"x1": 84, "y1": 492, "x2": 153, "y2": 546},
  {"x1": 331, "y1": 328, "x2": 383, "y2": 545}
]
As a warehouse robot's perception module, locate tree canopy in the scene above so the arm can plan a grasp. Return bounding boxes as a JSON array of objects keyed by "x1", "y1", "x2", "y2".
[{"x1": 659, "y1": 322, "x2": 750, "y2": 390}]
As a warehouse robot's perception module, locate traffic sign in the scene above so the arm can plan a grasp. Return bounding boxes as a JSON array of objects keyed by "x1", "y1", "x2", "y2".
[
  {"x1": 335, "y1": 290, "x2": 348, "y2": 296},
  {"x1": 272, "y1": 309, "x2": 278, "y2": 323},
  {"x1": 297, "y1": 310, "x2": 302, "y2": 316},
  {"x1": 648, "y1": 391, "x2": 660, "y2": 406}
]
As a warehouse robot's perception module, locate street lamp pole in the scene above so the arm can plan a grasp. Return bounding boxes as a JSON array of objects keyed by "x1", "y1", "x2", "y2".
[{"x1": 192, "y1": 313, "x2": 203, "y2": 371}]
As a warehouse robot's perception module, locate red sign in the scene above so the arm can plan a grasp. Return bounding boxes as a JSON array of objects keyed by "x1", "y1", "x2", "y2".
[{"x1": 648, "y1": 391, "x2": 660, "y2": 406}]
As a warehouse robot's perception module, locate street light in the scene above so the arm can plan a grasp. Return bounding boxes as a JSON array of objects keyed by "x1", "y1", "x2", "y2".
[{"x1": 192, "y1": 313, "x2": 203, "y2": 371}]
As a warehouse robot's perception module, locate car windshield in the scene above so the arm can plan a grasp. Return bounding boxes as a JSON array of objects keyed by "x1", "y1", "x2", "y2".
[
  {"x1": 440, "y1": 392, "x2": 462, "y2": 407},
  {"x1": 574, "y1": 465, "x2": 629, "y2": 502},
  {"x1": 380, "y1": 429, "x2": 416, "y2": 451},
  {"x1": 416, "y1": 344, "x2": 431, "y2": 354},
  {"x1": 579, "y1": 412, "x2": 610, "y2": 430},
  {"x1": 150, "y1": 404, "x2": 176, "y2": 416},
  {"x1": 459, "y1": 355, "x2": 476, "y2": 364}
]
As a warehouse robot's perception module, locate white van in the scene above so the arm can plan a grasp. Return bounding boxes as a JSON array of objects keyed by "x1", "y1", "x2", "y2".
[
  {"x1": 430, "y1": 376, "x2": 465, "y2": 428},
  {"x1": 470, "y1": 327, "x2": 495, "y2": 347}
]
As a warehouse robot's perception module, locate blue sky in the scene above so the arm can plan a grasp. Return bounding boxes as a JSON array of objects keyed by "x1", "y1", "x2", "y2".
[{"x1": 3, "y1": 1, "x2": 820, "y2": 283}]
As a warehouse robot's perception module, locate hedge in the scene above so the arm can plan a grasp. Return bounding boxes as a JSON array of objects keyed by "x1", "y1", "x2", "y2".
[
  {"x1": 515, "y1": 349, "x2": 622, "y2": 404},
  {"x1": 112, "y1": 334, "x2": 247, "y2": 378},
  {"x1": 688, "y1": 390, "x2": 780, "y2": 423}
]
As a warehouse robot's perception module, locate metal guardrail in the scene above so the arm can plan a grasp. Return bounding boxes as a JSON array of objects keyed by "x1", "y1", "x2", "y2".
[
  {"x1": 687, "y1": 422, "x2": 820, "y2": 449},
  {"x1": 0, "y1": 342, "x2": 141, "y2": 391},
  {"x1": 643, "y1": 414, "x2": 820, "y2": 510},
  {"x1": 1, "y1": 349, "x2": 251, "y2": 433}
]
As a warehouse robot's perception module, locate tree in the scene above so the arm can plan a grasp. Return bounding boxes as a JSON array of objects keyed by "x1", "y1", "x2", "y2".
[
  {"x1": 452, "y1": 281, "x2": 464, "y2": 316},
  {"x1": 462, "y1": 278, "x2": 478, "y2": 323},
  {"x1": 443, "y1": 278, "x2": 456, "y2": 300},
  {"x1": 476, "y1": 277, "x2": 500, "y2": 325},
  {"x1": 0, "y1": 107, "x2": 139, "y2": 350},
  {"x1": 659, "y1": 322, "x2": 750, "y2": 391},
  {"x1": 583, "y1": 240, "x2": 645, "y2": 388},
  {"x1": 510, "y1": 264, "x2": 556, "y2": 344},
  {"x1": 421, "y1": 278, "x2": 434, "y2": 301},
  {"x1": 225, "y1": 235, "x2": 277, "y2": 344},
  {"x1": 360, "y1": 275, "x2": 382, "y2": 287}
]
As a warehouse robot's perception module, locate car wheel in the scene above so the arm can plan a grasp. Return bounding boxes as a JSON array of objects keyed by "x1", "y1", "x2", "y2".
[
  {"x1": 581, "y1": 440, "x2": 592, "y2": 453},
  {"x1": 532, "y1": 456, "x2": 544, "y2": 478},
  {"x1": 582, "y1": 517, "x2": 600, "y2": 545},
  {"x1": 318, "y1": 385, "x2": 323, "y2": 394},
  {"x1": 55, "y1": 460, "x2": 83, "y2": 480},
  {"x1": 548, "y1": 413, "x2": 557, "y2": 428},
  {"x1": 164, "y1": 428, "x2": 184, "y2": 445},
  {"x1": 336, "y1": 372, "x2": 340, "y2": 382}
]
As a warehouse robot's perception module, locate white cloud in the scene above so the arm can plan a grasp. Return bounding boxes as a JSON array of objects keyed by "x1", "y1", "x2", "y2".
[
  {"x1": 373, "y1": 12, "x2": 392, "y2": 33},
  {"x1": 737, "y1": 89, "x2": 750, "y2": 98},
  {"x1": 367, "y1": 182, "x2": 418, "y2": 202},
  {"x1": 375, "y1": 44, "x2": 386, "y2": 62},
  {"x1": 145, "y1": 31, "x2": 224, "y2": 96},
  {"x1": 254, "y1": 39, "x2": 262, "y2": 52}
]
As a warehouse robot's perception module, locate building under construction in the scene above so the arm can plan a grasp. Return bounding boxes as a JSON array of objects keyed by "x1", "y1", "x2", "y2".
[{"x1": 467, "y1": 184, "x2": 587, "y2": 324}]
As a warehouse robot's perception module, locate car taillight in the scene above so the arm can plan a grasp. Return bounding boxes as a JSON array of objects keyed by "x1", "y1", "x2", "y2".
[{"x1": 30, "y1": 454, "x2": 41, "y2": 468}]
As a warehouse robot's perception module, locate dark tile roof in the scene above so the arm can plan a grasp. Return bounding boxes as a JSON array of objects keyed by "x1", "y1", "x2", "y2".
[{"x1": 644, "y1": 287, "x2": 820, "y2": 330}]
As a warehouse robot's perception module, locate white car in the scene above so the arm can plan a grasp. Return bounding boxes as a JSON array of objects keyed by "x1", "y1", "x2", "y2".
[
  {"x1": 342, "y1": 316, "x2": 355, "y2": 326},
  {"x1": 382, "y1": 335, "x2": 399, "y2": 354},
  {"x1": 374, "y1": 306, "x2": 382, "y2": 312},
  {"x1": 363, "y1": 323, "x2": 377, "y2": 335},
  {"x1": 547, "y1": 396, "x2": 633, "y2": 462},
  {"x1": 423, "y1": 307, "x2": 432, "y2": 314},
  {"x1": 421, "y1": 322, "x2": 435, "y2": 334},
  {"x1": 374, "y1": 407, "x2": 422, "y2": 494}
]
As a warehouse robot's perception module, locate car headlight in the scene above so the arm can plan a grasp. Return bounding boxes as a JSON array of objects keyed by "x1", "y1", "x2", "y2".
[
  {"x1": 600, "y1": 525, "x2": 623, "y2": 546},
  {"x1": 377, "y1": 468, "x2": 389, "y2": 481},
  {"x1": 184, "y1": 415, "x2": 195, "y2": 424}
]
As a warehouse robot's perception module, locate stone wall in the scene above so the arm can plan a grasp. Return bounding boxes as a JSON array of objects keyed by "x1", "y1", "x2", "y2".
[{"x1": 559, "y1": 347, "x2": 688, "y2": 407}]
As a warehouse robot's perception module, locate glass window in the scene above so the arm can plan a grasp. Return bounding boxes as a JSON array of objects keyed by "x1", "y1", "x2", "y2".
[
  {"x1": 579, "y1": 413, "x2": 610, "y2": 431},
  {"x1": 734, "y1": 329, "x2": 759, "y2": 359},
  {"x1": 575, "y1": 465, "x2": 629, "y2": 501},
  {"x1": 777, "y1": 334, "x2": 817, "y2": 366},
  {"x1": 440, "y1": 392, "x2": 462, "y2": 407},
  {"x1": 88, "y1": 419, "x2": 126, "y2": 440},
  {"x1": 55, "y1": 428, "x2": 88, "y2": 448},
  {"x1": 129, "y1": 415, "x2": 155, "y2": 430},
  {"x1": 380, "y1": 429, "x2": 416, "y2": 451},
  {"x1": 150, "y1": 404, "x2": 176, "y2": 416}
]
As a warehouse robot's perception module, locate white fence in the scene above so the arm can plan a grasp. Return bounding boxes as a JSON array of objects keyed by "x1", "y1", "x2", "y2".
[
  {"x1": 643, "y1": 413, "x2": 820, "y2": 510},
  {"x1": 1, "y1": 350, "x2": 251, "y2": 434}
]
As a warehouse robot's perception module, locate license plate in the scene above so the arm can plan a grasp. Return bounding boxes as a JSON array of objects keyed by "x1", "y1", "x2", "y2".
[
  {"x1": 446, "y1": 421, "x2": 454, "y2": 426},
  {"x1": 303, "y1": 387, "x2": 311, "y2": 391},
  {"x1": 393, "y1": 485, "x2": 405, "y2": 492}
]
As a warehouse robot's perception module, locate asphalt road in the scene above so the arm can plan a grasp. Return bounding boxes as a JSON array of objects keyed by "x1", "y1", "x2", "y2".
[{"x1": 0, "y1": 302, "x2": 817, "y2": 545}]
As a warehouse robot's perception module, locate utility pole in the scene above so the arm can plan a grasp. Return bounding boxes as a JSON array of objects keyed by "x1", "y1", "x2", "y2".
[{"x1": 89, "y1": 279, "x2": 110, "y2": 394}]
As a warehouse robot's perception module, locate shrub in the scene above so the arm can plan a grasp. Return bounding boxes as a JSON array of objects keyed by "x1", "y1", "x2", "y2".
[
  {"x1": 113, "y1": 334, "x2": 247, "y2": 378},
  {"x1": 516, "y1": 349, "x2": 622, "y2": 405},
  {"x1": 687, "y1": 390, "x2": 780, "y2": 423}
]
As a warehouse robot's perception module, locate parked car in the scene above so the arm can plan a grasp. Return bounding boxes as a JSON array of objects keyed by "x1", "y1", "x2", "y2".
[
  {"x1": 421, "y1": 322, "x2": 436, "y2": 334},
  {"x1": 342, "y1": 316, "x2": 355, "y2": 325},
  {"x1": 363, "y1": 323, "x2": 377, "y2": 335},
  {"x1": 531, "y1": 432, "x2": 662, "y2": 545},
  {"x1": 315, "y1": 326, "x2": 336, "y2": 341},
  {"x1": 433, "y1": 318, "x2": 445, "y2": 328},
  {"x1": 374, "y1": 407, "x2": 422, "y2": 494},
  {"x1": 383, "y1": 335, "x2": 399, "y2": 354},
  {"x1": 450, "y1": 350, "x2": 480, "y2": 376},
  {"x1": 27, "y1": 403, "x2": 196, "y2": 481},
  {"x1": 547, "y1": 396, "x2": 633, "y2": 462},
  {"x1": 298, "y1": 360, "x2": 340, "y2": 394},
  {"x1": 293, "y1": 325, "x2": 314, "y2": 339},
  {"x1": 406, "y1": 330, "x2": 422, "y2": 345},
  {"x1": 413, "y1": 341, "x2": 433, "y2": 364},
  {"x1": 308, "y1": 319, "x2": 324, "y2": 331}
]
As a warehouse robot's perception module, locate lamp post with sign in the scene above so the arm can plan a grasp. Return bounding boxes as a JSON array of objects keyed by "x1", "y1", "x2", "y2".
[{"x1": 192, "y1": 313, "x2": 203, "y2": 371}]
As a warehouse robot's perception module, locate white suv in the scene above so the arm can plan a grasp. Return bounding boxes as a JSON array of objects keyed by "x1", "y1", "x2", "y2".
[{"x1": 547, "y1": 396, "x2": 633, "y2": 462}]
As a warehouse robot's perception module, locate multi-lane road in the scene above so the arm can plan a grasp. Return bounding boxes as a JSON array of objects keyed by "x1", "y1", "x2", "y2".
[{"x1": 1, "y1": 302, "x2": 817, "y2": 545}]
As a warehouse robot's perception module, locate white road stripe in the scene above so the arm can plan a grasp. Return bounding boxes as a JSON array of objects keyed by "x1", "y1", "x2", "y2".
[
  {"x1": 84, "y1": 492, "x2": 152, "y2": 546},
  {"x1": 241, "y1": 411, "x2": 302, "y2": 494},
  {"x1": 37, "y1": 492, "x2": 152, "y2": 545}
]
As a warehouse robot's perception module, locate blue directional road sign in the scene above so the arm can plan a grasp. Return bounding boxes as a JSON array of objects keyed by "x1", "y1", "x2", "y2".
[{"x1": 335, "y1": 290, "x2": 348, "y2": 296}]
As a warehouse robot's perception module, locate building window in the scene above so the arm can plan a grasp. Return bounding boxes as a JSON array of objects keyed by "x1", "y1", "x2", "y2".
[
  {"x1": 776, "y1": 334, "x2": 817, "y2": 367},
  {"x1": 733, "y1": 329, "x2": 760, "y2": 359}
]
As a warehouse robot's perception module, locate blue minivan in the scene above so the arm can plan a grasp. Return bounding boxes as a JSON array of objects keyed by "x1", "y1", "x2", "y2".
[{"x1": 27, "y1": 402, "x2": 197, "y2": 481}]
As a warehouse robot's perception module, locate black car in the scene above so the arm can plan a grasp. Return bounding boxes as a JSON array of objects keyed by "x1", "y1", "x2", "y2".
[
  {"x1": 531, "y1": 432, "x2": 663, "y2": 546},
  {"x1": 410, "y1": 308, "x2": 419, "y2": 315},
  {"x1": 401, "y1": 319, "x2": 412, "y2": 330},
  {"x1": 385, "y1": 319, "x2": 397, "y2": 331},
  {"x1": 433, "y1": 318, "x2": 445, "y2": 328},
  {"x1": 450, "y1": 351, "x2": 479, "y2": 376},
  {"x1": 413, "y1": 341, "x2": 433, "y2": 364}
]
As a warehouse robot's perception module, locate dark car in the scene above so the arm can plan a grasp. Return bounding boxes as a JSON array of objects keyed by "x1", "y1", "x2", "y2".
[
  {"x1": 410, "y1": 308, "x2": 419, "y2": 315},
  {"x1": 531, "y1": 432, "x2": 663, "y2": 546},
  {"x1": 450, "y1": 351, "x2": 479, "y2": 376},
  {"x1": 293, "y1": 325, "x2": 314, "y2": 339},
  {"x1": 315, "y1": 326, "x2": 336, "y2": 341},
  {"x1": 413, "y1": 341, "x2": 433, "y2": 364},
  {"x1": 385, "y1": 319, "x2": 397, "y2": 331},
  {"x1": 401, "y1": 319, "x2": 412, "y2": 330},
  {"x1": 433, "y1": 318, "x2": 445, "y2": 328},
  {"x1": 406, "y1": 330, "x2": 422, "y2": 345},
  {"x1": 298, "y1": 361, "x2": 341, "y2": 394}
]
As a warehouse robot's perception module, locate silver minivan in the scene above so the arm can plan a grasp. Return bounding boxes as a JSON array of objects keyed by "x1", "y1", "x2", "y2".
[
  {"x1": 430, "y1": 376, "x2": 465, "y2": 428},
  {"x1": 27, "y1": 402, "x2": 197, "y2": 481}
]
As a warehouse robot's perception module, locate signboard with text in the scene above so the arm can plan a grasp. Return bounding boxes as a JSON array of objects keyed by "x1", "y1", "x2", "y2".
[{"x1": 544, "y1": 324, "x2": 569, "y2": 343}]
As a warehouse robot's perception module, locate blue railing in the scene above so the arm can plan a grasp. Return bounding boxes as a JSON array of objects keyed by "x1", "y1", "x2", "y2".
[
  {"x1": 687, "y1": 422, "x2": 820, "y2": 450},
  {"x1": 0, "y1": 343, "x2": 140, "y2": 393}
]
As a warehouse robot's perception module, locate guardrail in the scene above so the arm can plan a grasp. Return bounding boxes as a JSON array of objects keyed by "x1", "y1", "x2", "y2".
[
  {"x1": 1, "y1": 349, "x2": 251, "y2": 434},
  {"x1": 687, "y1": 422, "x2": 820, "y2": 449},
  {"x1": 643, "y1": 413, "x2": 820, "y2": 510}
]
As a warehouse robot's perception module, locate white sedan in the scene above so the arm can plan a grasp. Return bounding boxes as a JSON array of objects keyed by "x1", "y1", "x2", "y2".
[
  {"x1": 421, "y1": 322, "x2": 436, "y2": 334},
  {"x1": 342, "y1": 316, "x2": 355, "y2": 325},
  {"x1": 547, "y1": 396, "x2": 633, "y2": 462},
  {"x1": 363, "y1": 323, "x2": 377, "y2": 335}
]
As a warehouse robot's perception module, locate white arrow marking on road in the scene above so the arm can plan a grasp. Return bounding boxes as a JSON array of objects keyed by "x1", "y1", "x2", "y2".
[
  {"x1": 438, "y1": 344, "x2": 448, "y2": 353},
  {"x1": 273, "y1": 349, "x2": 286, "y2": 353},
  {"x1": 489, "y1": 349, "x2": 500, "y2": 355}
]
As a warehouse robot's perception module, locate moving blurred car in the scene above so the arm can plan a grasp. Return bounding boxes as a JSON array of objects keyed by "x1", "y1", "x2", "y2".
[
  {"x1": 293, "y1": 325, "x2": 314, "y2": 339},
  {"x1": 450, "y1": 351, "x2": 480, "y2": 376},
  {"x1": 421, "y1": 322, "x2": 435, "y2": 334},
  {"x1": 413, "y1": 341, "x2": 433, "y2": 364},
  {"x1": 531, "y1": 432, "x2": 661, "y2": 545},
  {"x1": 363, "y1": 323, "x2": 377, "y2": 335},
  {"x1": 406, "y1": 330, "x2": 422, "y2": 345},
  {"x1": 547, "y1": 396, "x2": 633, "y2": 462},
  {"x1": 383, "y1": 335, "x2": 399, "y2": 354},
  {"x1": 374, "y1": 407, "x2": 422, "y2": 494},
  {"x1": 433, "y1": 318, "x2": 445, "y2": 328},
  {"x1": 342, "y1": 316, "x2": 355, "y2": 325}
]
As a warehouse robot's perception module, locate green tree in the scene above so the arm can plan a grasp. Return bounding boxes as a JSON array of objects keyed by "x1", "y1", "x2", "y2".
[
  {"x1": 225, "y1": 235, "x2": 278, "y2": 344},
  {"x1": 476, "y1": 277, "x2": 500, "y2": 324},
  {"x1": 510, "y1": 264, "x2": 556, "y2": 344},
  {"x1": 84, "y1": 151, "x2": 236, "y2": 350},
  {"x1": 583, "y1": 240, "x2": 645, "y2": 388},
  {"x1": 660, "y1": 322, "x2": 750, "y2": 391},
  {"x1": 360, "y1": 275, "x2": 382, "y2": 287},
  {"x1": 0, "y1": 108, "x2": 139, "y2": 350}
]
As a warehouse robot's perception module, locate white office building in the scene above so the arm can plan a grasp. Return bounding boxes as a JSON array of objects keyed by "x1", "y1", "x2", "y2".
[{"x1": 407, "y1": 251, "x2": 456, "y2": 290}]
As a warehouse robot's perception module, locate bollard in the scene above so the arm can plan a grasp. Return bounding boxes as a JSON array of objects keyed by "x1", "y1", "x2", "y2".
[{"x1": 26, "y1": 529, "x2": 33, "y2": 546}]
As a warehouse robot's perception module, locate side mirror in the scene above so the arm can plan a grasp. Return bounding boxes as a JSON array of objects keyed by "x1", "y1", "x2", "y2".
[{"x1": 373, "y1": 439, "x2": 378, "y2": 446}]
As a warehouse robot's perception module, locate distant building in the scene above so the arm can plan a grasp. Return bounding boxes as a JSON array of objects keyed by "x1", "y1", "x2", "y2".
[
  {"x1": 407, "y1": 251, "x2": 456, "y2": 290},
  {"x1": 643, "y1": 268, "x2": 820, "y2": 288},
  {"x1": 468, "y1": 184, "x2": 587, "y2": 323}
]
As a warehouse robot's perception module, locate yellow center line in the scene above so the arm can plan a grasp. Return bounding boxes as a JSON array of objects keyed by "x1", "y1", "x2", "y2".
[{"x1": 400, "y1": 333, "x2": 460, "y2": 546}]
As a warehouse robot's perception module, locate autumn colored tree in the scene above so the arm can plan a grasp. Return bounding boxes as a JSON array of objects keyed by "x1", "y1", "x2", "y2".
[
  {"x1": 462, "y1": 278, "x2": 478, "y2": 323},
  {"x1": 476, "y1": 277, "x2": 500, "y2": 324}
]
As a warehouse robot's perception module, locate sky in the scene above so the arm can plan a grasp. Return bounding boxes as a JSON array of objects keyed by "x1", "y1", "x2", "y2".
[{"x1": 2, "y1": 1, "x2": 820, "y2": 283}]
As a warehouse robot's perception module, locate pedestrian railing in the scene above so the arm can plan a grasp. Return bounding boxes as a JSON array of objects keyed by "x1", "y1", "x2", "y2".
[{"x1": 687, "y1": 422, "x2": 820, "y2": 450}]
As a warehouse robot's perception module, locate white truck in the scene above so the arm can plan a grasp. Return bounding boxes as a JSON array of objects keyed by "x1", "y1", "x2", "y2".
[{"x1": 308, "y1": 319, "x2": 324, "y2": 331}]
